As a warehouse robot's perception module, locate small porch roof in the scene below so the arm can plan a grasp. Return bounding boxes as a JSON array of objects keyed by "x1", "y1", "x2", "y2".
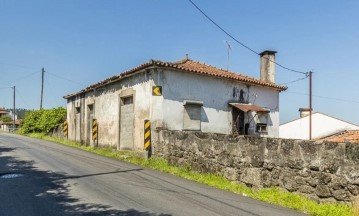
[{"x1": 229, "y1": 103, "x2": 270, "y2": 113}]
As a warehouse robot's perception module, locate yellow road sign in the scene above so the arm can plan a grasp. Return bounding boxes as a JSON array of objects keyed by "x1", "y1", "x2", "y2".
[{"x1": 152, "y1": 86, "x2": 162, "y2": 96}]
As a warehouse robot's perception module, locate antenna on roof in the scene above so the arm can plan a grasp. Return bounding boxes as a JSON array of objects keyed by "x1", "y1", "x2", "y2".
[{"x1": 225, "y1": 41, "x2": 231, "y2": 71}]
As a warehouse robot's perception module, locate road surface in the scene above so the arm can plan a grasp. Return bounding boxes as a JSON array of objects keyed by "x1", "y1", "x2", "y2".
[{"x1": 0, "y1": 133, "x2": 306, "y2": 216}]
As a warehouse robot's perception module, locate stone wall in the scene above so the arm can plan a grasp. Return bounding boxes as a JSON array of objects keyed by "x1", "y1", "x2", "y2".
[
  {"x1": 153, "y1": 130, "x2": 359, "y2": 202},
  {"x1": 48, "y1": 124, "x2": 66, "y2": 140}
]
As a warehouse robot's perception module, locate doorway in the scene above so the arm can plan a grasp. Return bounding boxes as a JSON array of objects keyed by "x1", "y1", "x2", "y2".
[
  {"x1": 87, "y1": 104, "x2": 94, "y2": 146},
  {"x1": 232, "y1": 108, "x2": 245, "y2": 135},
  {"x1": 75, "y1": 107, "x2": 81, "y2": 142},
  {"x1": 119, "y1": 96, "x2": 134, "y2": 150}
]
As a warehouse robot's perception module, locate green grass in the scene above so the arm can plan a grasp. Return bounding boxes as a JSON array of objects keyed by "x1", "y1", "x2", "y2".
[{"x1": 27, "y1": 133, "x2": 354, "y2": 216}]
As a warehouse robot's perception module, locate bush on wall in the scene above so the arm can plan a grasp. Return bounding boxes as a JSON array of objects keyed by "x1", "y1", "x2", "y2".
[{"x1": 18, "y1": 107, "x2": 66, "y2": 134}]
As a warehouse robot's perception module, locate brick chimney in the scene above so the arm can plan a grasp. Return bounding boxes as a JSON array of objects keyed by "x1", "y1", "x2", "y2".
[{"x1": 260, "y1": 50, "x2": 277, "y2": 83}]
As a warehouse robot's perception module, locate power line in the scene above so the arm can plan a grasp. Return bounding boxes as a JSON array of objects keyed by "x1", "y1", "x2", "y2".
[
  {"x1": 46, "y1": 72, "x2": 86, "y2": 87},
  {"x1": 284, "y1": 91, "x2": 359, "y2": 104},
  {"x1": 187, "y1": 0, "x2": 307, "y2": 75},
  {"x1": 15, "y1": 88, "x2": 31, "y2": 108},
  {"x1": 16, "y1": 71, "x2": 41, "y2": 82},
  {"x1": 0, "y1": 71, "x2": 41, "y2": 85},
  {"x1": 280, "y1": 76, "x2": 308, "y2": 85}
]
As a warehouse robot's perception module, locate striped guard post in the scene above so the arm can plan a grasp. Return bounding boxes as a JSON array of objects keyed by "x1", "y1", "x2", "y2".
[
  {"x1": 92, "y1": 119, "x2": 98, "y2": 141},
  {"x1": 63, "y1": 120, "x2": 68, "y2": 137},
  {"x1": 144, "y1": 120, "x2": 151, "y2": 151}
]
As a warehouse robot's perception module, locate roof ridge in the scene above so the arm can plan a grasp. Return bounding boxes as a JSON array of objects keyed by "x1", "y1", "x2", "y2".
[
  {"x1": 64, "y1": 57, "x2": 287, "y2": 99},
  {"x1": 185, "y1": 59, "x2": 259, "y2": 80},
  {"x1": 149, "y1": 57, "x2": 190, "y2": 66}
]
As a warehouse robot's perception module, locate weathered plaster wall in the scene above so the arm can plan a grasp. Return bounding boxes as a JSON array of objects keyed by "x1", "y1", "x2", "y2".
[
  {"x1": 154, "y1": 130, "x2": 359, "y2": 202},
  {"x1": 66, "y1": 72, "x2": 153, "y2": 150},
  {"x1": 154, "y1": 69, "x2": 280, "y2": 137},
  {"x1": 280, "y1": 113, "x2": 359, "y2": 140},
  {"x1": 66, "y1": 66, "x2": 282, "y2": 150}
]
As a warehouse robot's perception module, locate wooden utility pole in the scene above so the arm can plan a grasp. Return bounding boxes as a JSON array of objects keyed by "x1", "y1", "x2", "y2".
[
  {"x1": 12, "y1": 86, "x2": 15, "y2": 132},
  {"x1": 309, "y1": 71, "x2": 313, "y2": 140},
  {"x1": 40, "y1": 68, "x2": 45, "y2": 109}
]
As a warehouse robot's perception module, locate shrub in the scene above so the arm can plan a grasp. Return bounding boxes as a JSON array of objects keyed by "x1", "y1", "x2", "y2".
[
  {"x1": 18, "y1": 107, "x2": 66, "y2": 134},
  {"x1": 0, "y1": 116, "x2": 12, "y2": 122}
]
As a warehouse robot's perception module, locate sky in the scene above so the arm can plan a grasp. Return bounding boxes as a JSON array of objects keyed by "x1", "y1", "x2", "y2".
[{"x1": 1, "y1": 0, "x2": 359, "y2": 125}]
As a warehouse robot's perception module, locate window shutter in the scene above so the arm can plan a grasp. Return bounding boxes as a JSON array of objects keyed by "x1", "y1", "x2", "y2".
[{"x1": 183, "y1": 105, "x2": 201, "y2": 130}]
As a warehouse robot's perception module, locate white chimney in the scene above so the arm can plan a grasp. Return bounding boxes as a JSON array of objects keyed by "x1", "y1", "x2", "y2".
[
  {"x1": 260, "y1": 50, "x2": 277, "y2": 83},
  {"x1": 299, "y1": 108, "x2": 312, "y2": 118}
]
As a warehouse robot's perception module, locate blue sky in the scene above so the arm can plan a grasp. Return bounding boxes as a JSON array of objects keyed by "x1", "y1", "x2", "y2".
[{"x1": 1, "y1": 0, "x2": 359, "y2": 124}]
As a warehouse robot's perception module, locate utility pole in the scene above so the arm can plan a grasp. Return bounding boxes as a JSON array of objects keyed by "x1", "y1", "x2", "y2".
[
  {"x1": 309, "y1": 71, "x2": 313, "y2": 140},
  {"x1": 40, "y1": 68, "x2": 45, "y2": 109},
  {"x1": 12, "y1": 86, "x2": 15, "y2": 133}
]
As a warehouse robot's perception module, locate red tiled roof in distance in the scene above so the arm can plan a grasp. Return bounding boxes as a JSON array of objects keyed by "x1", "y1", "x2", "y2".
[
  {"x1": 64, "y1": 58, "x2": 287, "y2": 99},
  {"x1": 0, "y1": 109, "x2": 8, "y2": 114},
  {"x1": 319, "y1": 130, "x2": 359, "y2": 144}
]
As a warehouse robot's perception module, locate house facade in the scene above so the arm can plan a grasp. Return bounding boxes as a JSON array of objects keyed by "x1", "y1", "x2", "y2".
[
  {"x1": 0, "y1": 108, "x2": 8, "y2": 118},
  {"x1": 279, "y1": 109, "x2": 359, "y2": 140},
  {"x1": 64, "y1": 51, "x2": 286, "y2": 151}
]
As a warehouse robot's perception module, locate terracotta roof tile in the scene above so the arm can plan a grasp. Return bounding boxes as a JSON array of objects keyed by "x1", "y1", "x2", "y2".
[
  {"x1": 0, "y1": 110, "x2": 8, "y2": 114},
  {"x1": 319, "y1": 130, "x2": 359, "y2": 144},
  {"x1": 64, "y1": 58, "x2": 287, "y2": 99}
]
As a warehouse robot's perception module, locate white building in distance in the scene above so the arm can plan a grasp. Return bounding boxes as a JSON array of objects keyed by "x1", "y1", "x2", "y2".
[{"x1": 280, "y1": 109, "x2": 359, "y2": 140}]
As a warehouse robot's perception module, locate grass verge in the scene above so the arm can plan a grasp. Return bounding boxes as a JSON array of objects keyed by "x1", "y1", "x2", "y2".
[{"x1": 27, "y1": 133, "x2": 354, "y2": 216}]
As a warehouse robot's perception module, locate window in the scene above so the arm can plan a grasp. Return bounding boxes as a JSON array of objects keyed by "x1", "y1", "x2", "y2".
[
  {"x1": 256, "y1": 123, "x2": 267, "y2": 133},
  {"x1": 75, "y1": 107, "x2": 81, "y2": 114},
  {"x1": 183, "y1": 104, "x2": 202, "y2": 131},
  {"x1": 122, "y1": 96, "x2": 133, "y2": 105},
  {"x1": 88, "y1": 104, "x2": 93, "y2": 111}
]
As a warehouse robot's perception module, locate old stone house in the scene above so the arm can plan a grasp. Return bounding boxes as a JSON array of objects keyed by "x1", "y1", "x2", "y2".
[{"x1": 64, "y1": 51, "x2": 287, "y2": 151}]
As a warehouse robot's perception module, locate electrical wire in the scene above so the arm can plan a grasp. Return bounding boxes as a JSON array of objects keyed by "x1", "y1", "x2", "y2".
[
  {"x1": 46, "y1": 72, "x2": 86, "y2": 87},
  {"x1": 0, "y1": 71, "x2": 41, "y2": 85},
  {"x1": 14, "y1": 71, "x2": 41, "y2": 83},
  {"x1": 280, "y1": 76, "x2": 308, "y2": 85},
  {"x1": 187, "y1": 0, "x2": 307, "y2": 75},
  {"x1": 15, "y1": 88, "x2": 31, "y2": 108},
  {"x1": 284, "y1": 91, "x2": 359, "y2": 104}
]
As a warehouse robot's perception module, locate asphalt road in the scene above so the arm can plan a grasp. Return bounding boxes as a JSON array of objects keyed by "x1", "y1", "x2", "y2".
[{"x1": 0, "y1": 133, "x2": 306, "y2": 216}]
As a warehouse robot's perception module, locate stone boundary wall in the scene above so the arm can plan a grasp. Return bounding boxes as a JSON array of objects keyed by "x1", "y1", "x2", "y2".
[
  {"x1": 153, "y1": 130, "x2": 359, "y2": 202},
  {"x1": 49, "y1": 124, "x2": 66, "y2": 140}
]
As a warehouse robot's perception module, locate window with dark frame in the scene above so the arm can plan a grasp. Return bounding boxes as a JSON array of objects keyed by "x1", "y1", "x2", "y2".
[
  {"x1": 256, "y1": 123, "x2": 268, "y2": 133},
  {"x1": 75, "y1": 107, "x2": 81, "y2": 114},
  {"x1": 122, "y1": 96, "x2": 133, "y2": 105}
]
